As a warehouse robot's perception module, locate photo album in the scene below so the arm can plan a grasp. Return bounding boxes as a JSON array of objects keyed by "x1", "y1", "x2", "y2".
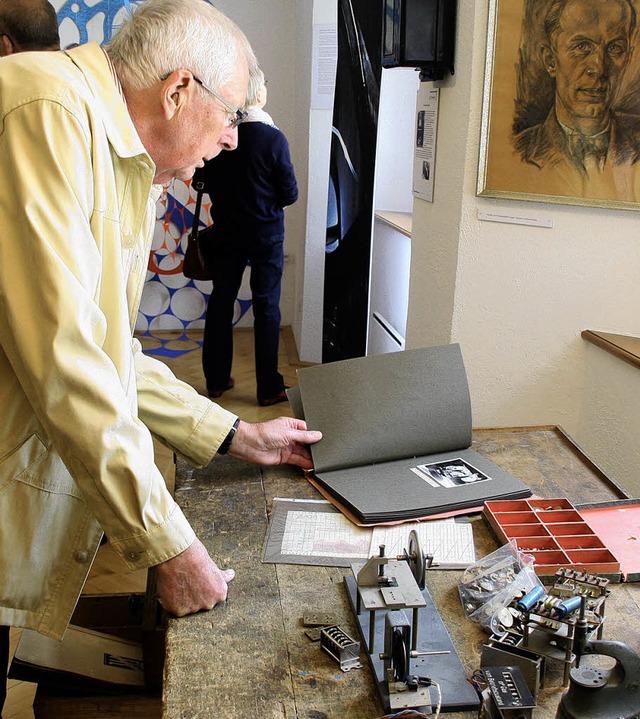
[{"x1": 289, "y1": 344, "x2": 531, "y2": 525}]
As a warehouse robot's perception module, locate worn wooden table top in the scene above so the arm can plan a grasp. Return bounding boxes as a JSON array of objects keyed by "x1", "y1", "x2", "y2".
[{"x1": 162, "y1": 427, "x2": 640, "y2": 719}]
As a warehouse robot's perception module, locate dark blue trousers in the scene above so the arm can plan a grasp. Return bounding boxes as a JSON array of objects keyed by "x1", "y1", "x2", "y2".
[{"x1": 202, "y1": 230, "x2": 285, "y2": 402}]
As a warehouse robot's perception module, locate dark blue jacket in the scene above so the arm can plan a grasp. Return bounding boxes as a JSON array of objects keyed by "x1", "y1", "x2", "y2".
[{"x1": 201, "y1": 120, "x2": 298, "y2": 237}]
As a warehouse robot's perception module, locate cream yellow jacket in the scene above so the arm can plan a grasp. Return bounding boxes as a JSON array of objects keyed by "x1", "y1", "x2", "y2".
[{"x1": 0, "y1": 43, "x2": 237, "y2": 639}]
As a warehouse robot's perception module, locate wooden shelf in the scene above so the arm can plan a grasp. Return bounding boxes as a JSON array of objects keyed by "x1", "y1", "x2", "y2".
[
  {"x1": 582, "y1": 330, "x2": 640, "y2": 370},
  {"x1": 374, "y1": 210, "x2": 412, "y2": 237}
]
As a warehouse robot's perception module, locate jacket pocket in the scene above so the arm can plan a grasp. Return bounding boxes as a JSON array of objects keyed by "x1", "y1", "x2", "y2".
[
  {"x1": 0, "y1": 434, "x2": 48, "y2": 495},
  {"x1": 0, "y1": 434, "x2": 81, "y2": 498}
]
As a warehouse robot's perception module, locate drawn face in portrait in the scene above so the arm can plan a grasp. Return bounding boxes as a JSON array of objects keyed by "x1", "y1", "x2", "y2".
[{"x1": 541, "y1": 0, "x2": 634, "y2": 133}]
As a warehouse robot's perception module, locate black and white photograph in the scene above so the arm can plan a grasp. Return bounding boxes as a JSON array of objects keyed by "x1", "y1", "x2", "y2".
[{"x1": 417, "y1": 458, "x2": 491, "y2": 488}]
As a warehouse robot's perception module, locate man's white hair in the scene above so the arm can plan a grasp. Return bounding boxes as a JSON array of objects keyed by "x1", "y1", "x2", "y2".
[
  {"x1": 106, "y1": 0, "x2": 256, "y2": 95},
  {"x1": 246, "y1": 65, "x2": 265, "y2": 106}
]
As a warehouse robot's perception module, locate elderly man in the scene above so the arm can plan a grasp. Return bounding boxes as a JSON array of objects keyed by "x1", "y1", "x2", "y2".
[
  {"x1": 515, "y1": 0, "x2": 640, "y2": 173},
  {"x1": 0, "y1": 0, "x2": 321, "y2": 708},
  {"x1": 0, "y1": 0, "x2": 59, "y2": 55}
]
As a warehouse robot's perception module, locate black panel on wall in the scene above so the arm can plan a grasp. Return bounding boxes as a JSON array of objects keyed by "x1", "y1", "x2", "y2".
[
  {"x1": 382, "y1": 0, "x2": 457, "y2": 79},
  {"x1": 322, "y1": 0, "x2": 383, "y2": 363}
]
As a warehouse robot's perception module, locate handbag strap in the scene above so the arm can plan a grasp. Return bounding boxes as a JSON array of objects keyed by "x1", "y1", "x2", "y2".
[{"x1": 190, "y1": 170, "x2": 205, "y2": 240}]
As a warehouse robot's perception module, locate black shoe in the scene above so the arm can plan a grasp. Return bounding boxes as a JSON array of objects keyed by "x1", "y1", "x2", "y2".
[
  {"x1": 208, "y1": 377, "x2": 235, "y2": 399},
  {"x1": 258, "y1": 387, "x2": 289, "y2": 407}
]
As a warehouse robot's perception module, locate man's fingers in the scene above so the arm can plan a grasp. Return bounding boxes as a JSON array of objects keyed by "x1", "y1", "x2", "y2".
[{"x1": 220, "y1": 568, "x2": 236, "y2": 583}]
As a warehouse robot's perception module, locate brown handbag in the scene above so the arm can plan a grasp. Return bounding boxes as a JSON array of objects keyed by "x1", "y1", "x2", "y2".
[{"x1": 182, "y1": 176, "x2": 212, "y2": 281}]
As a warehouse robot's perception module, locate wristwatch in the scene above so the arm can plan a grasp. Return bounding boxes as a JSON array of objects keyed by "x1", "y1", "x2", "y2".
[{"x1": 218, "y1": 417, "x2": 240, "y2": 455}]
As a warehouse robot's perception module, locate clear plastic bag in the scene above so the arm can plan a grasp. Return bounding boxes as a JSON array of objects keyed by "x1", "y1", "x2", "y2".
[{"x1": 458, "y1": 541, "x2": 542, "y2": 634}]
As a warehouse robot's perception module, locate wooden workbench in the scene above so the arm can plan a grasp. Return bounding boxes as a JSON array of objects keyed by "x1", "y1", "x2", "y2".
[{"x1": 162, "y1": 427, "x2": 640, "y2": 719}]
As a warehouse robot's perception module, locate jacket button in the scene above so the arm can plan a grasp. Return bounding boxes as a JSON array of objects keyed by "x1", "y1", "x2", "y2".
[{"x1": 73, "y1": 550, "x2": 89, "y2": 563}]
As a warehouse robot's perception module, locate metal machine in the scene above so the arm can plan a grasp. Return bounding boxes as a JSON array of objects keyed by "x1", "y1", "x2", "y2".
[
  {"x1": 555, "y1": 598, "x2": 640, "y2": 719},
  {"x1": 344, "y1": 529, "x2": 480, "y2": 713}
]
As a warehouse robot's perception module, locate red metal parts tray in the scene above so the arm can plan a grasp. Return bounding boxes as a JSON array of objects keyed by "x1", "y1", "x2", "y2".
[{"x1": 483, "y1": 497, "x2": 640, "y2": 581}]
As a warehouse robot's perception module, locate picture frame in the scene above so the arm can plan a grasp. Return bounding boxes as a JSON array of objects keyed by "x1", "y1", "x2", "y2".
[{"x1": 477, "y1": 0, "x2": 640, "y2": 211}]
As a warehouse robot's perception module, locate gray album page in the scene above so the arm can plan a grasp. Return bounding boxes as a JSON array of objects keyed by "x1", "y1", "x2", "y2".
[{"x1": 296, "y1": 343, "x2": 472, "y2": 474}]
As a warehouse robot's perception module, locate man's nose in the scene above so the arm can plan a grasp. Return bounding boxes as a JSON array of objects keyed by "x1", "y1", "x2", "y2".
[
  {"x1": 586, "y1": 49, "x2": 608, "y2": 78},
  {"x1": 219, "y1": 125, "x2": 238, "y2": 151}
]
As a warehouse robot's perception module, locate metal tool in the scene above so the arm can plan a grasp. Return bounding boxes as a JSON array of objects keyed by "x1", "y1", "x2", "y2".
[
  {"x1": 352, "y1": 535, "x2": 427, "y2": 653},
  {"x1": 345, "y1": 530, "x2": 479, "y2": 713},
  {"x1": 555, "y1": 598, "x2": 640, "y2": 719}
]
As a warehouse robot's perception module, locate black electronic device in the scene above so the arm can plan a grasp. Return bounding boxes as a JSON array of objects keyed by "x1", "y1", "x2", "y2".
[
  {"x1": 382, "y1": 0, "x2": 457, "y2": 80},
  {"x1": 481, "y1": 666, "x2": 536, "y2": 719}
]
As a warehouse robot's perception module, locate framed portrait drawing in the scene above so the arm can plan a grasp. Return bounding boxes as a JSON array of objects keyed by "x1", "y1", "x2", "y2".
[{"x1": 477, "y1": 0, "x2": 640, "y2": 210}]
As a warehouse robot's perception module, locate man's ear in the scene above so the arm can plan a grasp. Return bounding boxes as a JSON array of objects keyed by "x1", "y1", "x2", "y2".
[
  {"x1": 160, "y1": 69, "x2": 196, "y2": 119},
  {"x1": 540, "y1": 43, "x2": 556, "y2": 77},
  {"x1": 0, "y1": 34, "x2": 16, "y2": 57}
]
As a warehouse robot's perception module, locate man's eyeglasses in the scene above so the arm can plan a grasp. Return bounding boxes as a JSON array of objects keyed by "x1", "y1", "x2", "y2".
[{"x1": 192, "y1": 75, "x2": 247, "y2": 128}]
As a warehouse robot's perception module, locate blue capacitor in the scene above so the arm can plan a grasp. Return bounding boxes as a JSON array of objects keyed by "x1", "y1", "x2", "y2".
[
  {"x1": 554, "y1": 595, "x2": 583, "y2": 618},
  {"x1": 516, "y1": 585, "x2": 545, "y2": 612}
]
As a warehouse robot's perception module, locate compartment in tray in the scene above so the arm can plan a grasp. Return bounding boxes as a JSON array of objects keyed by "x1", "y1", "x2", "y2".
[
  {"x1": 502, "y1": 524, "x2": 551, "y2": 539},
  {"x1": 490, "y1": 511, "x2": 539, "y2": 525},
  {"x1": 529, "y1": 551, "x2": 570, "y2": 569},
  {"x1": 528, "y1": 498, "x2": 574, "y2": 511},
  {"x1": 537, "y1": 509, "x2": 583, "y2": 524},
  {"x1": 485, "y1": 500, "x2": 534, "y2": 513},
  {"x1": 513, "y1": 536, "x2": 560, "y2": 552},
  {"x1": 556, "y1": 535, "x2": 606, "y2": 550},
  {"x1": 565, "y1": 549, "x2": 619, "y2": 568},
  {"x1": 550, "y1": 522, "x2": 594, "y2": 536}
]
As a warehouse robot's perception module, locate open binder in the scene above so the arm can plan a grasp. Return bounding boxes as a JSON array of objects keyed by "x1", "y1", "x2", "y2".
[{"x1": 291, "y1": 344, "x2": 531, "y2": 524}]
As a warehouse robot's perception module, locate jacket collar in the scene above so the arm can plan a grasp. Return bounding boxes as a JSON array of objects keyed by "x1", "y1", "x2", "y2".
[{"x1": 64, "y1": 42, "x2": 151, "y2": 164}]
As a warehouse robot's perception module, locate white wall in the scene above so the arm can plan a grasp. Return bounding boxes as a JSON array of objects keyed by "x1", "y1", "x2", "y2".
[{"x1": 405, "y1": 0, "x2": 640, "y2": 493}]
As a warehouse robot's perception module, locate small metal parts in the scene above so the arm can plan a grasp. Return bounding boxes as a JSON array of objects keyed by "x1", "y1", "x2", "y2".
[
  {"x1": 484, "y1": 569, "x2": 611, "y2": 688},
  {"x1": 319, "y1": 625, "x2": 362, "y2": 672},
  {"x1": 302, "y1": 612, "x2": 338, "y2": 627},
  {"x1": 302, "y1": 612, "x2": 339, "y2": 642}
]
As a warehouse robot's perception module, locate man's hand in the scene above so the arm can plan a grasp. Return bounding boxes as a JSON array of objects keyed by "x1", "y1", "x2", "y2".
[
  {"x1": 227, "y1": 417, "x2": 322, "y2": 470},
  {"x1": 155, "y1": 538, "x2": 235, "y2": 616}
]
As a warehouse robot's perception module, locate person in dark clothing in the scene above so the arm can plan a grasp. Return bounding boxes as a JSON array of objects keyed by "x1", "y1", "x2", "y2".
[
  {"x1": 0, "y1": 0, "x2": 59, "y2": 56},
  {"x1": 201, "y1": 67, "x2": 298, "y2": 406}
]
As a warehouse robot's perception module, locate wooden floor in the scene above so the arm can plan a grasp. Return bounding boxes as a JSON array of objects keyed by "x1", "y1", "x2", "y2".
[{"x1": 4, "y1": 327, "x2": 310, "y2": 719}]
